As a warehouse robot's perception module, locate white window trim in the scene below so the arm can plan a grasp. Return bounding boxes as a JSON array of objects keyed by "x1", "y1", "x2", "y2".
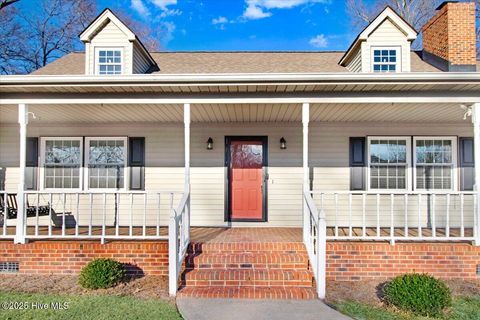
[
  {"x1": 413, "y1": 136, "x2": 457, "y2": 191},
  {"x1": 84, "y1": 137, "x2": 128, "y2": 191},
  {"x1": 371, "y1": 46, "x2": 401, "y2": 73},
  {"x1": 94, "y1": 47, "x2": 124, "y2": 75},
  {"x1": 39, "y1": 137, "x2": 84, "y2": 191},
  {"x1": 367, "y1": 136, "x2": 412, "y2": 191}
]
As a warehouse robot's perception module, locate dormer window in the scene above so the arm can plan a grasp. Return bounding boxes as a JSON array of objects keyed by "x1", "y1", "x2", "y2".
[
  {"x1": 96, "y1": 48, "x2": 123, "y2": 75},
  {"x1": 372, "y1": 47, "x2": 399, "y2": 73}
]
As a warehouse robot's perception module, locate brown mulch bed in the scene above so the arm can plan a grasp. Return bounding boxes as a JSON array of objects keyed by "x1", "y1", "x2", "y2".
[
  {"x1": 325, "y1": 279, "x2": 480, "y2": 306},
  {"x1": 0, "y1": 274, "x2": 171, "y2": 301}
]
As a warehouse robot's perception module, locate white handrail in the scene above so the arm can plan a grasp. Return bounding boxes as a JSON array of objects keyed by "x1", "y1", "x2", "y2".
[
  {"x1": 169, "y1": 186, "x2": 190, "y2": 296},
  {"x1": 303, "y1": 190, "x2": 326, "y2": 300}
]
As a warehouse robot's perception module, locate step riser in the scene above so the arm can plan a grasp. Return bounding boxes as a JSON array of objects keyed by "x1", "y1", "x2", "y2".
[
  {"x1": 188, "y1": 243, "x2": 307, "y2": 254},
  {"x1": 178, "y1": 287, "x2": 317, "y2": 300},
  {"x1": 186, "y1": 263, "x2": 309, "y2": 270},
  {"x1": 185, "y1": 280, "x2": 313, "y2": 287}
]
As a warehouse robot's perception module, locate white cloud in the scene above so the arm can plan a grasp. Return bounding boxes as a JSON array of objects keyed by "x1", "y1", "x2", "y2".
[
  {"x1": 242, "y1": 0, "x2": 329, "y2": 20},
  {"x1": 212, "y1": 16, "x2": 228, "y2": 25},
  {"x1": 161, "y1": 21, "x2": 176, "y2": 43},
  {"x1": 150, "y1": 0, "x2": 177, "y2": 10},
  {"x1": 131, "y1": 0, "x2": 150, "y2": 16},
  {"x1": 309, "y1": 34, "x2": 328, "y2": 48},
  {"x1": 160, "y1": 8, "x2": 182, "y2": 18}
]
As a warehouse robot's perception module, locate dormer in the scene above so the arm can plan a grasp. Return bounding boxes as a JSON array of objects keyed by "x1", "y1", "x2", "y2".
[
  {"x1": 339, "y1": 7, "x2": 417, "y2": 73},
  {"x1": 79, "y1": 9, "x2": 157, "y2": 75}
]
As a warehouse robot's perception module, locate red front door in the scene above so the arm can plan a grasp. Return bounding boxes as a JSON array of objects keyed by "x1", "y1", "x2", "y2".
[{"x1": 229, "y1": 139, "x2": 265, "y2": 221}]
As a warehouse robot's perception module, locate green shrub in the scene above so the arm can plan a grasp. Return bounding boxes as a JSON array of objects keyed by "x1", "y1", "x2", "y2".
[
  {"x1": 79, "y1": 258, "x2": 125, "y2": 289},
  {"x1": 384, "y1": 273, "x2": 451, "y2": 317}
]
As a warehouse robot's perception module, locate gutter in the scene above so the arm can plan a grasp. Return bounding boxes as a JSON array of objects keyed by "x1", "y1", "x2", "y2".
[{"x1": 2, "y1": 73, "x2": 480, "y2": 87}]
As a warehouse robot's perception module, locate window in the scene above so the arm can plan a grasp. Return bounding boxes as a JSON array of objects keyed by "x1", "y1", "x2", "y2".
[
  {"x1": 414, "y1": 137, "x2": 456, "y2": 190},
  {"x1": 96, "y1": 48, "x2": 122, "y2": 75},
  {"x1": 368, "y1": 137, "x2": 410, "y2": 190},
  {"x1": 372, "y1": 48, "x2": 399, "y2": 73},
  {"x1": 41, "y1": 138, "x2": 82, "y2": 190},
  {"x1": 85, "y1": 138, "x2": 127, "y2": 190}
]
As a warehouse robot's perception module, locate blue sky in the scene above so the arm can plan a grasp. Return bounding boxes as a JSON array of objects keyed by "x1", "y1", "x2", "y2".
[{"x1": 22, "y1": 0, "x2": 367, "y2": 51}]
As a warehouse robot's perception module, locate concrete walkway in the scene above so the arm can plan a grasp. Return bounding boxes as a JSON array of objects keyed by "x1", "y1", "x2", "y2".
[{"x1": 176, "y1": 298, "x2": 352, "y2": 320}]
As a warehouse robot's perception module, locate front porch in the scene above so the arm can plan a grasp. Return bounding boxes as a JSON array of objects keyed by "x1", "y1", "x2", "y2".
[{"x1": 2, "y1": 80, "x2": 480, "y2": 298}]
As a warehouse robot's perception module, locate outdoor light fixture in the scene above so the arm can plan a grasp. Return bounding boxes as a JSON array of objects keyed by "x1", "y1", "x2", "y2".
[
  {"x1": 280, "y1": 137, "x2": 287, "y2": 150},
  {"x1": 206, "y1": 137, "x2": 214, "y2": 150}
]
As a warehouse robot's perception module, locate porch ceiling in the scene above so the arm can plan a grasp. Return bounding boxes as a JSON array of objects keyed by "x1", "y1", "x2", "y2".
[{"x1": 0, "y1": 102, "x2": 467, "y2": 124}]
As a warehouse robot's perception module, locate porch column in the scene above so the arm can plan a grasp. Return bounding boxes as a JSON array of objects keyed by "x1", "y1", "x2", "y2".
[
  {"x1": 302, "y1": 103, "x2": 310, "y2": 242},
  {"x1": 184, "y1": 103, "x2": 191, "y2": 186},
  {"x1": 15, "y1": 104, "x2": 28, "y2": 244},
  {"x1": 473, "y1": 103, "x2": 480, "y2": 246}
]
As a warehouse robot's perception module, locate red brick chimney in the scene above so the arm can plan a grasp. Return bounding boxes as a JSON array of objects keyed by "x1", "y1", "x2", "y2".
[{"x1": 422, "y1": 1, "x2": 476, "y2": 72}]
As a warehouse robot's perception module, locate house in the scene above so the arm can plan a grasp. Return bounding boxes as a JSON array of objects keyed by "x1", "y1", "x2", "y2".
[{"x1": 0, "y1": 1, "x2": 480, "y2": 300}]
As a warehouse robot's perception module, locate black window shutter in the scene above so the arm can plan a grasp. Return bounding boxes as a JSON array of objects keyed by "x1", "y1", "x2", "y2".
[
  {"x1": 129, "y1": 137, "x2": 145, "y2": 190},
  {"x1": 459, "y1": 137, "x2": 474, "y2": 191},
  {"x1": 350, "y1": 137, "x2": 366, "y2": 191},
  {"x1": 25, "y1": 137, "x2": 39, "y2": 190}
]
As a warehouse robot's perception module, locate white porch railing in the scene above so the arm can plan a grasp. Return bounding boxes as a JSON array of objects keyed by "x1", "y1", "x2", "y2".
[
  {"x1": 12, "y1": 191, "x2": 183, "y2": 242},
  {"x1": 168, "y1": 187, "x2": 190, "y2": 296},
  {"x1": 311, "y1": 191, "x2": 478, "y2": 244},
  {"x1": 0, "y1": 192, "x2": 15, "y2": 239},
  {"x1": 303, "y1": 189, "x2": 326, "y2": 300}
]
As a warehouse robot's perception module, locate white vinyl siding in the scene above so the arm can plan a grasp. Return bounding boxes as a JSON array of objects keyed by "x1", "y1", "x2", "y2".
[
  {"x1": 362, "y1": 18, "x2": 411, "y2": 72},
  {"x1": 0, "y1": 122, "x2": 472, "y2": 228},
  {"x1": 132, "y1": 43, "x2": 152, "y2": 74},
  {"x1": 346, "y1": 48, "x2": 362, "y2": 72},
  {"x1": 87, "y1": 20, "x2": 132, "y2": 74}
]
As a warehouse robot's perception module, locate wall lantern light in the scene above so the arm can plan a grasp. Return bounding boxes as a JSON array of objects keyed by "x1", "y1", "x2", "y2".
[
  {"x1": 206, "y1": 137, "x2": 214, "y2": 150},
  {"x1": 280, "y1": 137, "x2": 287, "y2": 150}
]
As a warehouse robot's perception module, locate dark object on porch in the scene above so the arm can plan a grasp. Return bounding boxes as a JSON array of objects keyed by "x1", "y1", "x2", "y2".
[
  {"x1": 0, "y1": 193, "x2": 52, "y2": 219},
  {"x1": 79, "y1": 258, "x2": 125, "y2": 289},
  {"x1": 384, "y1": 273, "x2": 452, "y2": 317}
]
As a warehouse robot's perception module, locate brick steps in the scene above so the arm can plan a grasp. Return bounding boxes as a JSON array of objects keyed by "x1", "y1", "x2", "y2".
[
  {"x1": 186, "y1": 252, "x2": 309, "y2": 270},
  {"x1": 188, "y1": 242, "x2": 307, "y2": 254},
  {"x1": 180, "y1": 240, "x2": 317, "y2": 299},
  {"x1": 178, "y1": 286, "x2": 317, "y2": 299},
  {"x1": 183, "y1": 269, "x2": 313, "y2": 287}
]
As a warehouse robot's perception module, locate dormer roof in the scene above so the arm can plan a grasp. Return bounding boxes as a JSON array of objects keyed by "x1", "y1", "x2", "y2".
[
  {"x1": 79, "y1": 8, "x2": 157, "y2": 69},
  {"x1": 339, "y1": 6, "x2": 418, "y2": 66}
]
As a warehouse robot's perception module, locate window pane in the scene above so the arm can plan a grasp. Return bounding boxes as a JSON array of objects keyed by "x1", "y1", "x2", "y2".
[
  {"x1": 88, "y1": 139, "x2": 126, "y2": 189},
  {"x1": 43, "y1": 139, "x2": 81, "y2": 189}
]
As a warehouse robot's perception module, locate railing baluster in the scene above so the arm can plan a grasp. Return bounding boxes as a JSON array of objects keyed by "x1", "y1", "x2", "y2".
[
  {"x1": 362, "y1": 194, "x2": 366, "y2": 237},
  {"x1": 75, "y1": 193, "x2": 80, "y2": 236},
  {"x1": 404, "y1": 194, "x2": 408, "y2": 238},
  {"x1": 143, "y1": 193, "x2": 147, "y2": 237},
  {"x1": 390, "y1": 194, "x2": 394, "y2": 244},
  {"x1": 102, "y1": 193, "x2": 106, "y2": 240},
  {"x1": 446, "y1": 194, "x2": 450, "y2": 238},
  {"x1": 376, "y1": 194, "x2": 380, "y2": 238},
  {"x1": 48, "y1": 193, "x2": 53, "y2": 236},
  {"x1": 35, "y1": 193, "x2": 40, "y2": 236},
  {"x1": 115, "y1": 193, "x2": 119, "y2": 237},
  {"x1": 460, "y1": 194, "x2": 465, "y2": 238},
  {"x1": 62, "y1": 193, "x2": 66, "y2": 237},
  {"x1": 432, "y1": 194, "x2": 436, "y2": 238},
  {"x1": 2, "y1": 193, "x2": 7, "y2": 236},
  {"x1": 157, "y1": 193, "x2": 161, "y2": 237},
  {"x1": 348, "y1": 193, "x2": 352, "y2": 238},
  {"x1": 89, "y1": 193, "x2": 93, "y2": 236},
  {"x1": 130, "y1": 193, "x2": 133, "y2": 236},
  {"x1": 334, "y1": 193, "x2": 338, "y2": 238},
  {"x1": 418, "y1": 194, "x2": 422, "y2": 238}
]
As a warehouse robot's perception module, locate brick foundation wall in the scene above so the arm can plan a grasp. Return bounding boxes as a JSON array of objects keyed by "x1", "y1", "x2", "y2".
[
  {"x1": 327, "y1": 242, "x2": 480, "y2": 281},
  {"x1": 0, "y1": 240, "x2": 169, "y2": 276},
  {"x1": 422, "y1": 2, "x2": 476, "y2": 67}
]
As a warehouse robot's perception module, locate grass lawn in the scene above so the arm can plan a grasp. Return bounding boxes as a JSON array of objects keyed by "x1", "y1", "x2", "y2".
[
  {"x1": 0, "y1": 292, "x2": 182, "y2": 320},
  {"x1": 335, "y1": 296, "x2": 480, "y2": 320}
]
